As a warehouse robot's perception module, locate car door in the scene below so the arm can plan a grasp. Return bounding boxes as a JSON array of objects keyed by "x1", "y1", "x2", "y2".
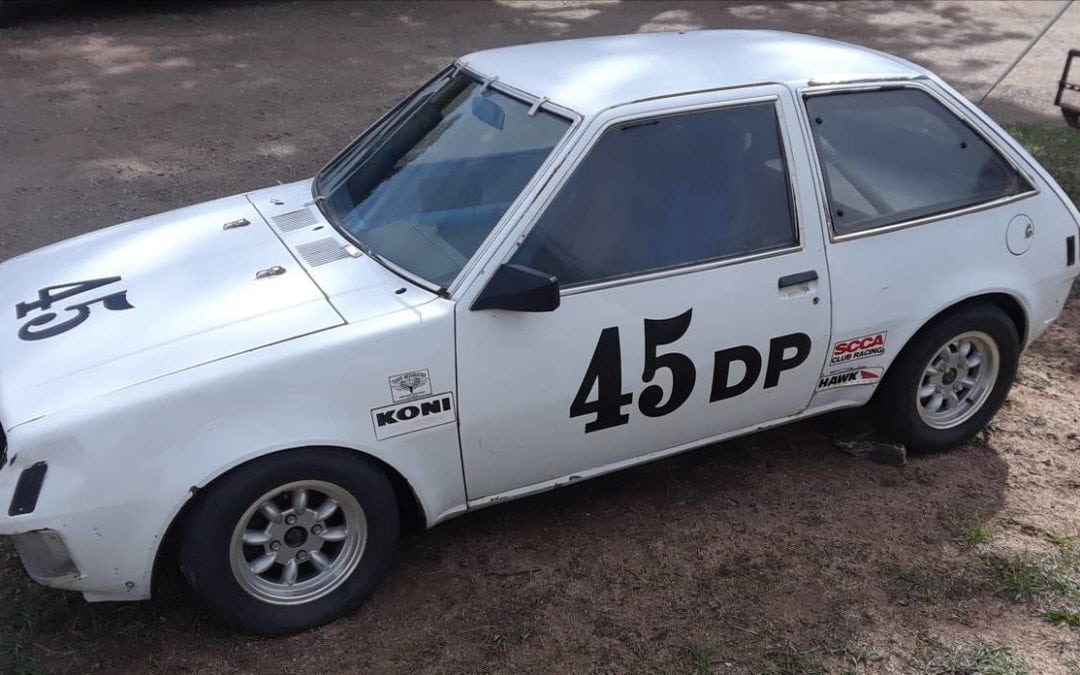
[{"x1": 454, "y1": 86, "x2": 833, "y2": 502}]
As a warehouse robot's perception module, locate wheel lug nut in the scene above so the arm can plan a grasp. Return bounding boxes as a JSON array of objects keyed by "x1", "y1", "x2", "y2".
[
  {"x1": 270, "y1": 541, "x2": 281, "y2": 551},
  {"x1": 285, "y1": 515, "x2": 297, "y2": 525},
  {"x1": 297, "y1": 550, "x2": 308, "y2": 561},
  {"x1": 312, "y1": 525, "x2": 323, "y2": 535}
]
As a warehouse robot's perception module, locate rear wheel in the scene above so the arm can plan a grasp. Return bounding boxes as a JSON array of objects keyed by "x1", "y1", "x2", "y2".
[
  {"x1": 180, "y1": 449, "x2": 399, "y2": 635},
  {"x1": 876, "y1": 303, "x2": 1019, "y2": 453}
]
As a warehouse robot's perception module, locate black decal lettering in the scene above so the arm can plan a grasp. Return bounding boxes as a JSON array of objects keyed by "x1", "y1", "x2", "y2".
[
  {"x1": 375, "y1": 411, "x2": 398, "y2": 427},
  {"x1": 398, "y1": 406, "x2": 419, "y2": 420},
  {"x1": 440, "y1": 396, "x2": 452, "y2": 411},
  {"x1": 639, "y1": 309, "x2": 696, "y2": 418},
  {"x1": 818, "y1": 376, "x2": 830, "y2": 389},
  {"x1": 420, "y1": 400, "x2": 442, "y2": 415},
  {"x1": 764, "y1": 332, "x2": 811, "y2": 389},
  {"x1": 15, "y1": 277, "x2": 123, "y2": 319},
  {"x1": 18, "y1": 290, "x2": 134, "y2": 342},
  {"x1": 570, "y1": 327, "x2": 632, "y2": 433},
  {"x1": 710, "y1": 345, "x2": 762, "y2": 402}
]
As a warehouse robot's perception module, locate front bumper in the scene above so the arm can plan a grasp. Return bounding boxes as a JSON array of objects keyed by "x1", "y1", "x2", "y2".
[
  {"x1": 0, "y1": 450, "x2": 164, "y2": 602},
  {"x1": 10, "y1": 529, "x2": 80, "y2": 582}
]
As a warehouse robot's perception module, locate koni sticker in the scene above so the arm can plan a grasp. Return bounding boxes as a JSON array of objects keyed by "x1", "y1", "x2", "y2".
[
  {"x1": 830, "y1": 331, "x2": 887, "y2": 365},
  {"x1": 816, "y1": 367, "x2": 884, "y2": 391},
  {"x1": 388, "y1": 369, "x2": 432, "y2": 402},
  {"x1": 371, "y1": 392, "x2": 456, "y2": 440}
]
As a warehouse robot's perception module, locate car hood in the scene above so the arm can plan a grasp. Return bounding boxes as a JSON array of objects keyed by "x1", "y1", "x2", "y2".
[{"x1": 0, "y1": 185, "x2": 431, "y2": 430}]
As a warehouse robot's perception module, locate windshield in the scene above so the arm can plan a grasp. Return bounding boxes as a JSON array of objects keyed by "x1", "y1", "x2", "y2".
[{"x1": 314, "y1": 69, "x2": 572, "y2": 290}]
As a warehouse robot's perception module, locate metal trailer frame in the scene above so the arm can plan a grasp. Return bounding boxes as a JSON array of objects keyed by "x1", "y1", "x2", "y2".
[{"x1": 1056, "y1": 49, "x2": 1080, "y2": 129}]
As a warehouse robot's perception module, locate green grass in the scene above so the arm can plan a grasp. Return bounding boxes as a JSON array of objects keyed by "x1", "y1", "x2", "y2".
[
  {"x1": 909, "y1": 638, "x2": 1031, "y2": 675},
  {"x1": 938, "y1": 508, "x2": 995, "y2": 549},
  {"x1": 0, "y1": 577, "x2": 233, "y2": 675},
  {"x1": 1041, "y1": 608, "x2": 1080, "y2": 627},
  {"x1": 991, "y1": 551, "x2": 1052, "y2": 602},
  {"x1": 890, "y1": 563, "x2": 987, "y2": 603},
  {"x1": 958, "y1": 525, "x2": 996, "y2": 549},
  {"x1": 759, "y1": 652, "x2": 831, "y2": 675},
  {"x1": 1006, "y1": 125, "x2": 1080, "y2": 205},
  {"x1": 677, "y1": 644, "x2": 722, "y2": 673},
  {"x1": 984, "y1": 533, "x2": 1080, "y2": 631},
  {"x1": 829, "y1": 641, "x2": 887, "y2": 670}
]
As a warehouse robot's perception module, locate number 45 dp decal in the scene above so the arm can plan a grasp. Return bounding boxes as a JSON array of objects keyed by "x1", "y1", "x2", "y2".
[
  {"x1": 570, "y1": 309, "x2": 811, "y2": 433},
  {"x1": 15, "y1": 277, "x2": 133, "y2": 341}
]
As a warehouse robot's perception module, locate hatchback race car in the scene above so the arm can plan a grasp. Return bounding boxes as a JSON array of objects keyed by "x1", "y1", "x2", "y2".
[{"x1": 1, "y1": 30, "x2": 1078, "y2": 635}]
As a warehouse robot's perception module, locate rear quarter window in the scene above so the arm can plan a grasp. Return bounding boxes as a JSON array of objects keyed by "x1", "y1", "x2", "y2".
[{"x1": 805, "y1": 88, "x2": 1033, "y2": 235}]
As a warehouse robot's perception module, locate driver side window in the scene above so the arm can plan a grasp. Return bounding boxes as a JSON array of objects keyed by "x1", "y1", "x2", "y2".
[{"x1": 509, "y1": 101, "x2": 799, "y2": 287}]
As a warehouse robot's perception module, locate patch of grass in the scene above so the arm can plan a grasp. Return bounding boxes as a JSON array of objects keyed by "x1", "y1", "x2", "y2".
[
  {"x1": 991, "y1": 552, "x2": 1051, "y2": 602},
  {"x1": 829, "y1": 641, "x2": 887, "y2": 669},
  {"x1": 0, "y1": 629, "x2": 42, "y2": 675},
  {"x1": 938, "y1": 507, "x2": 995, "y2": 549},
  {"x1": 985, "y1": 536, "x2": 1080, "y2": 629},
  {"x1": 1064, "y1": 655, "x2": 1080, "y2": 675},
  {"x1": 488, "y1": 629, "x2": 533, "y2": 652},
  {"x1": 1042, "y1": 608, "x2": 1080, "y2": 628},
  {"x1": 1049, "y1": 533, "x2": 1080, "y2": 550},
  {"x1": 759, "y1": 651, "x2": 830, "y2": 675},
  {"x1": 0, "y1": 576, "x2": 233, "y2": 675},
  {"x1": 678, "y1": 643, "x2": 722, "y2": 673},
  {"x1": 1007, "y1": 125, "x2": 1080, "y2": 205},
  {"x1": 890, "y1": 563, "x2": 987, "y2": 603},
  {"x1": 958, "y1": 525, "x2": 995, "y2": 549},
  {"x1": 909, "y1": 638, "x2": 1030, "y2": 675}
]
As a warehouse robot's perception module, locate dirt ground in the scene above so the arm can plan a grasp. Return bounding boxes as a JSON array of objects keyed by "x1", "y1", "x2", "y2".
[{"x1": 2, "y1": 2, "x2": 1080, "y2": 673}]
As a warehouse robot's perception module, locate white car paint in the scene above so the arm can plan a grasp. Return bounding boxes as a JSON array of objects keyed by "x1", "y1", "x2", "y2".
[{"x1": 0, "y1": 30, "x2": 1077, "y2": 603}]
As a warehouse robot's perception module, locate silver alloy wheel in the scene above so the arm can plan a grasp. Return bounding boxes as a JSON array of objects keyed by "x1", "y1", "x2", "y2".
[
  {"x1": 916, "y1": 330, "x2": 1000, "y2": 430},
  {"x1": 229, "y1": 480, "x2": 367, "y2": 605}
]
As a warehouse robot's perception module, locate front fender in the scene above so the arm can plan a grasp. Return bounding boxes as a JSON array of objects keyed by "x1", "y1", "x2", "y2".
[{"x1": 0, "y1": 300, "x2": 464, "y2": 601}]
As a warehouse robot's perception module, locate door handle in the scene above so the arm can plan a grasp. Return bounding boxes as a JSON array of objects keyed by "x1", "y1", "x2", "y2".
[{"x1": 778, "y1": 270, "x2": 818, "y2": 289}]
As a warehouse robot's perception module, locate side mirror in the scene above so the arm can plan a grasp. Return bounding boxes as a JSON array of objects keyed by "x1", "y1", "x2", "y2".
[{"x1": 471, "y1": 264, "x2": 560, "y2": 312}]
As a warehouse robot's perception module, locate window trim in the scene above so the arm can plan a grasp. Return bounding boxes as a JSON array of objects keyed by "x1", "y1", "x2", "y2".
[
  {"x1": 502, "y1": 94, "x2": 805, "y2": 298},
  {"x1": 798, "y1": 81, "x2": 1040, "y2": 243}
]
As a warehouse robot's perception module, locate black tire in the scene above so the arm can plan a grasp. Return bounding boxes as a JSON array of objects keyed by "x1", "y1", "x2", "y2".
[
  {"x1": 179, "y1": 449, "x2": 400, "y2": 635},
  {"x1": 875, "y1": 303, "x2": 1019, "y2": 453}
]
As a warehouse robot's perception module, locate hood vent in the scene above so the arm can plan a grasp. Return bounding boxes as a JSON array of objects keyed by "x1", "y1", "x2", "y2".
[
  {"x1": 272, "y1": 208, "x2": 320, "y2": 232},
  {"x1": 296, "y1": 238, "x2": 350, "y2": 267}
]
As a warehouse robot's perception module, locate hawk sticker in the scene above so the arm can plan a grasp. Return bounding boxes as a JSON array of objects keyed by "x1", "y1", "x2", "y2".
[
  {"x1": 816, "y1": 367, "x2": 884, "y2": 391},
  {"x1": 388, "y1": 369, "x2": 432, "y2": 402}
]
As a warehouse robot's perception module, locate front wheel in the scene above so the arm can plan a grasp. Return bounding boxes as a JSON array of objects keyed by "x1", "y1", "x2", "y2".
[
  {"x1": 179, "y1": 449, "x2": 400, "y2": 635},
  {"x1": 875, "y1": 303, "x2": 1019, "y2": 453}
]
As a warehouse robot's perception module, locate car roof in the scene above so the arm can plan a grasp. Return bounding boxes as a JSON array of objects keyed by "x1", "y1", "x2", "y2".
[{"x1": 458, "y1": 30, "x2": 924, "y2": 116}]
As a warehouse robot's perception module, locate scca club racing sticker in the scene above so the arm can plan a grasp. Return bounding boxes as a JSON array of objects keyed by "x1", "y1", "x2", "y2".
[
  {"x1": 830, "y1": 331, "x2": 887, "y2": 365},
  {"x1": 371, "y1": 392, "x2": 456, "y2": 440},
  {"x1": 388, "y1": 369, "x2": 432, "y2": 402},
  {"x1": 816, "y1": 367, "x2": 884, "y2": 391}
]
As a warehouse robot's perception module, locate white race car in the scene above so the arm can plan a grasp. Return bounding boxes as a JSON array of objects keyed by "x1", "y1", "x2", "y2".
[{"x1": 1, "y1": 30, "x2": 1077, "y2": 634}]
